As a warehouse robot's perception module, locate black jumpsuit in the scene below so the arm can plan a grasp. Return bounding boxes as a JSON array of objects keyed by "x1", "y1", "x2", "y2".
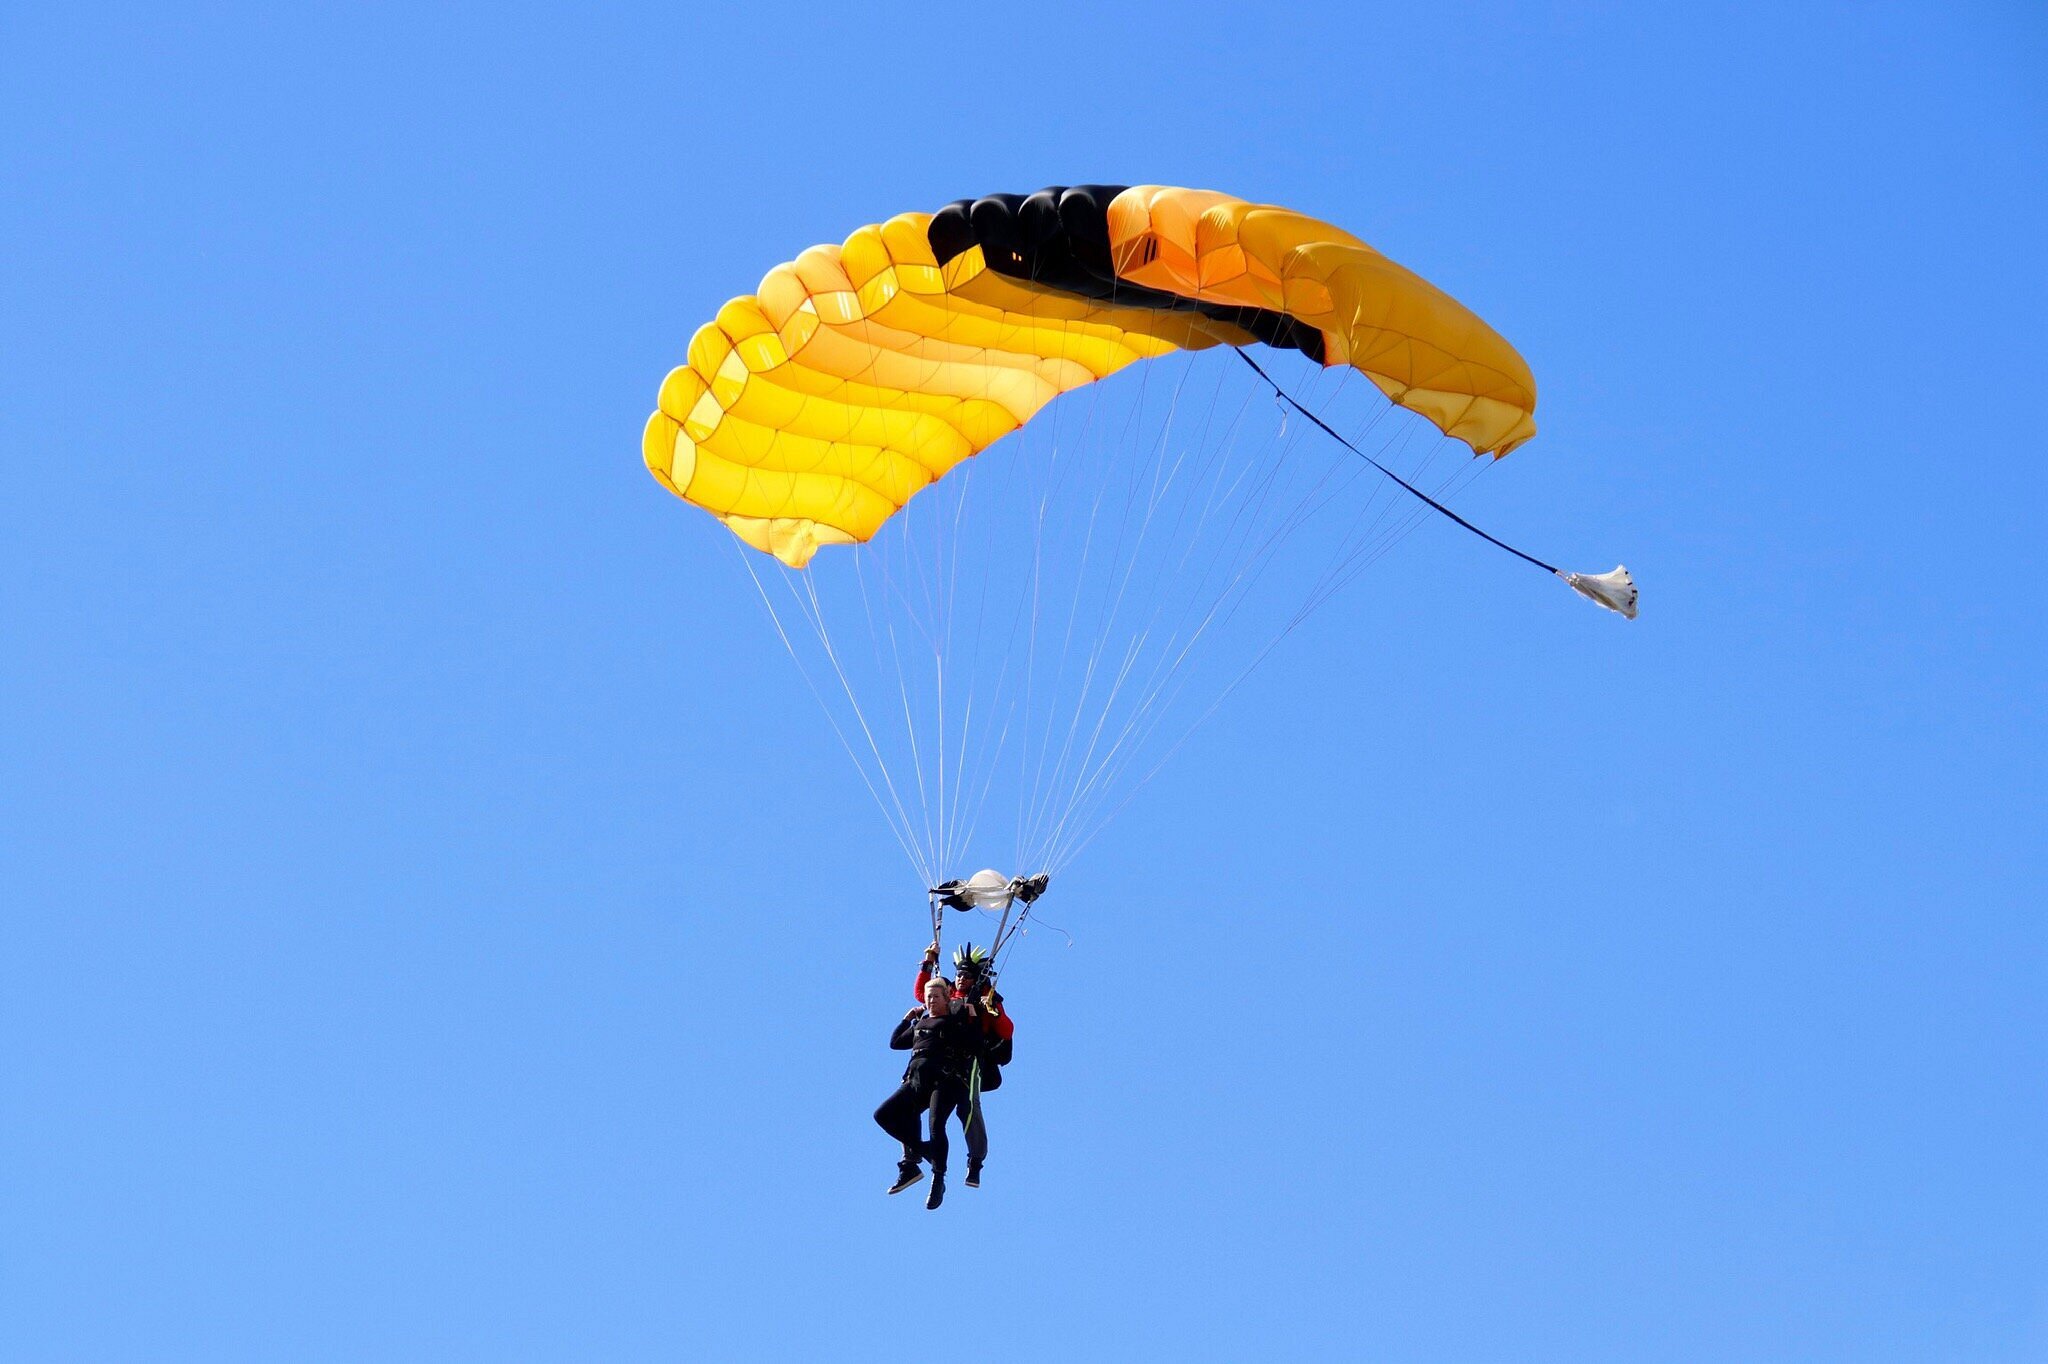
[{"x1": 873, "y1": 1007, "x2": 985, "y2": 1175}]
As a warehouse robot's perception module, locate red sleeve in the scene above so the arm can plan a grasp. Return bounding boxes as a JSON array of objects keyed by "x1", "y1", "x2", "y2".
[
  {"x1": 987, "y1": 1002, "x2": 1014, "y2": 1041},
  {"x1": 914, "y1": 965, "x2": 932, "y2": 1004}
]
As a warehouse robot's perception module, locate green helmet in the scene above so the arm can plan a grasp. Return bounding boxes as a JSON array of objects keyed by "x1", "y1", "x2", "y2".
[{"x1": 952, "y1": 942, "x2": 991, "y2": 974}]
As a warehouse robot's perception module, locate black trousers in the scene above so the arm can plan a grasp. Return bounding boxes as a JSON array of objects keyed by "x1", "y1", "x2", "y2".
[
  {"x1": 897, "y1": 1091, "x2": 987, "y2": 1170},
  {"x1": 874, "y1": 1076, "x2": 976, "y2": 1173}
]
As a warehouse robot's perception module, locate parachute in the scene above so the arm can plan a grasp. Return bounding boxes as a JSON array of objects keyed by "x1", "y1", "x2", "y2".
[
  {"x1": 643, "y1": 185, "x2": 1626, "y2": 940},
  {"x1": 643, "y1": 185, "x2": 1537, "y2": 567}
]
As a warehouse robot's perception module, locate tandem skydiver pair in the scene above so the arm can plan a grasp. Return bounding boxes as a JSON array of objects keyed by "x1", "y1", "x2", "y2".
[{"x1": 872, "y1": 941, "x2": 1013, "y2": 1211}]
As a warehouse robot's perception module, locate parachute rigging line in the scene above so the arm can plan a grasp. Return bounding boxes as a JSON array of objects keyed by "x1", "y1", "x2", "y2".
[
  {"x1": 1233, "y1": 350, "x2": 1637, "y2": 618},
  {"x1": 1235, "y1": 348, "x2": 1555, "y2": 570},
  {"x1": 736, "y1": 540, "x2": 935, "y2": 886}
]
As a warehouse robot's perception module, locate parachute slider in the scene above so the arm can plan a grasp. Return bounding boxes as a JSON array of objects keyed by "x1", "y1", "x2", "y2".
[
  {"x1": 1559, "y1": 566, "x2": 1638, "y2": 619},
  {"x1": 931, "y1": 869, "x2": 1050, "y2": 912}
]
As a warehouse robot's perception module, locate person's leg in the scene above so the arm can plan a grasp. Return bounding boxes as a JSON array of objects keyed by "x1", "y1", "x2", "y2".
[
  {"x1": 877, "y1": 1082, "x2": 931, "y2": 1193},
  {"x1": 922, "y1": 1086, "x2": 952, "y2": 1174},
  {"x1": 875, "y1": 1083, "x2": 925, "y2": 1153},
  {"x1": 962, "y1": 1089, "x2": 987, "y2": 1163},
  {"x1": 954, "y1": 1097, "x2": 987, "y2": 1179}
]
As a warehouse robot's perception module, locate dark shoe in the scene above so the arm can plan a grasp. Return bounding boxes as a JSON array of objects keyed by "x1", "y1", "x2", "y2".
[
  {"x1": 887, "y1": 1163, "x2": 924, "y2": 1196},
  {"x1": 925, "y1": 1172, "x2": 946, "y2": 1210},
  {"x1": 964, "y1": 1163, "x2": 982, "y2": 1188}
]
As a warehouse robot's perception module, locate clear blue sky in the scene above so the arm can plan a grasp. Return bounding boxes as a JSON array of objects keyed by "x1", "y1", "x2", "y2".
[{"x1": 4, "y1": 3, "x2": 2044, "y2": 1359}]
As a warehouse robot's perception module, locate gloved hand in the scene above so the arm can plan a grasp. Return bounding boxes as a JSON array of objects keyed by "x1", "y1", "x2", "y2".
[{"x1": 921, "y1": 944, "x2": 941, "y2": 968}]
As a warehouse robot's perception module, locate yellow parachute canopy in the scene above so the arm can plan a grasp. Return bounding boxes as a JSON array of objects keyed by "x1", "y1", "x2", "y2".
[{"x1": 643, "y1": 184, "x2": 1536, "y2": 567}]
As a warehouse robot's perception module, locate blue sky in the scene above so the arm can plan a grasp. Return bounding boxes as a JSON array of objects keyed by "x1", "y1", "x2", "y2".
[{"x1": 4, "y1": 2, "x2": 2044, "y2": 1359}]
